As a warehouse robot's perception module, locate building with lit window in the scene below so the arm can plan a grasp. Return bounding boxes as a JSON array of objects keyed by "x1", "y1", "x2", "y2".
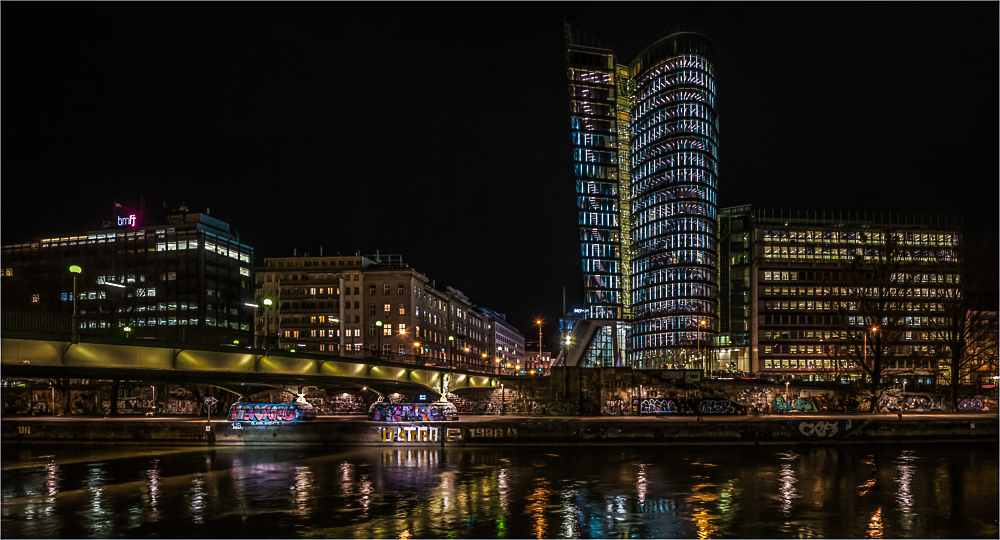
[
  {"x1": 565, "y1": 25, "x2": 719, "y2": 368},
  {"x1": 479, "y1": 308, "x2": 526, "y2": 374},
  {"x1": 255, "y1": 253, "x2": 501, "y2": 372},
  {"x1": 742, "y1": 209, "x2": 963, "y2": 384},
  {"x1": 716, "y1": 205, "x2": 753, "y2": 374},
  {"x1": 1, "y1": 204, "x2": 255, "y2": 345}
]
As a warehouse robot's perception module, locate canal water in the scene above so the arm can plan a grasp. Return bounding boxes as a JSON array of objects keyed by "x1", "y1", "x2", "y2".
[{"x1": 2, "y1": 443, "x2": 997, "y2": 538}]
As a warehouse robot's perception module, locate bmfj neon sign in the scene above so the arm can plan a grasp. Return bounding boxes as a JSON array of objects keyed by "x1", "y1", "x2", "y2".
[{"x1": 117, "y1": 214, "x2": 137, "y2": 227}]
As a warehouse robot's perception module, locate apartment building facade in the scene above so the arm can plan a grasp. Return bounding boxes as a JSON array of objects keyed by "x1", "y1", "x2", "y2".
[{"x1": 254, "y1": 254, "x2": 512, "y2": 371}]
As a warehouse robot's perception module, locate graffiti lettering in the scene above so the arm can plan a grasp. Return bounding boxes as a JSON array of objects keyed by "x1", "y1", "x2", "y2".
[
  {"x1": 465, "y1": 427, "x2": 517, "y2": 439},
  {"x1": 229, "y1": 403, "x2": 314, "y2": 425},
  {"x1": 368, "y1": 402, "x2": 458, "y2": 422},
  {"x1": 639, "y1": 399, "x2": 677, "y2": 415},
  {"x1": 792, "y1": 420, "x2": 851, "y2": 438},
  {"x1": 697, "y1": 400, "x2": 736, "y2": 414},
  {"x1": 601, "y1": 399, "x2": 629, "y2": 416},
  {"x1": 902, "y1": 394, "x2": 941, "y2": 411},
  {"x1": 379, "y1": 426, "x2": 440, "y2": 443},
  {"x1": 958, "y1": 397, "x2": 985, "y2": 411}
]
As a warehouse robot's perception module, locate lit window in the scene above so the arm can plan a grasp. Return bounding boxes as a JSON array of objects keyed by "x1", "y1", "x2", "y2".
[
  {"x1": 32, "y1": 293, "x2": 40, "y2": 303},
  {"x1": 399, "y1": 304, "x2": 405, "y2": 315},
  {"x1": 398, "y1": 323, "x2": 406, "y2": 334},
  {"x1": 384, "y1": 304, "x2": 391, "y2": 314}
]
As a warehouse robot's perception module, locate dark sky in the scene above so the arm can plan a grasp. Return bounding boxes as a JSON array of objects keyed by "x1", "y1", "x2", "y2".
[{"x1": 3, "y1": 3, "x2": 997, "y2": 347}]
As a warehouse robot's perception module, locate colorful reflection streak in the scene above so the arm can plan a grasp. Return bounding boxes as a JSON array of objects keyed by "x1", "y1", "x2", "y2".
[{"x1": 1, "y1": 444, "x2": 996, "y2": 539}]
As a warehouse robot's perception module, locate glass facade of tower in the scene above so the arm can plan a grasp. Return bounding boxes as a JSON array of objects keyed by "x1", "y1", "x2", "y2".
[
  {"x1": 628, "y1": 30, "x2": 720, "y2": 366},
  {"x1": 565, "y1": 27, "x2": 631, "y2": 321}
]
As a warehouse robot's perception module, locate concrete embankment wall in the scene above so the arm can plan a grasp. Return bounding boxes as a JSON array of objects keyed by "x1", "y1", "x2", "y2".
[{"x1": 3, "y1": 416, "x2": 997, "y2": 447}]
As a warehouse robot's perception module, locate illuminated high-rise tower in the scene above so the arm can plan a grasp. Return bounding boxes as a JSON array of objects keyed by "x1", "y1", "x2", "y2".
[
  {"x1": 565, "y1": 26, "x2": 631, "y2": 322},
  {"x1": 565, "y1": 26, "x2": 719, "y2": 368}
]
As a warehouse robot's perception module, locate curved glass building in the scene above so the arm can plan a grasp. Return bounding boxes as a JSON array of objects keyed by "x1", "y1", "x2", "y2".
[
  {"x1": 565, "y1": 26, "x2": 719, "y2": 369},
  {"x1": 628, "y1": 29, "x2": 719, "y2": 367}
]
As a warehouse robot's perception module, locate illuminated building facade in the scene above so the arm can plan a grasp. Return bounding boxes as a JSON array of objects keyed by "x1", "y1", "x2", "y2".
[
  {"x1": 565, "y1": 26, "x2": 630, "y2": 321},
  {"x1": 716, "y1": 205, "x2": 752, "y2": 374},
  {"x1": 479, "y1": 308, "x2": 527, "y2": 374},
  {"x1": 750, "y1": 209, "x2": 962, "y2": 383},
  {"x1": 565, "y1": 26, "x2": 719, "y2": 367},
  {"x1": 1, "y1": 205, "x2": 255, "y2": 345},
  {"x1": 255, "y1": 253, "x2": 499, "y2": 371}
]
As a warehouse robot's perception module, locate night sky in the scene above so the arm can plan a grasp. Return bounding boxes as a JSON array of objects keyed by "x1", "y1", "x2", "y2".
[{"x1": 3, "y1": 3, "x2": 997, "y2": 347}]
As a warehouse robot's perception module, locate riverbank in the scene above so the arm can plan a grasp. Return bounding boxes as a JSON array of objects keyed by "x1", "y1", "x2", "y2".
[{"x1": 3, "y1": 413, "x2": 996, "y2": 446}]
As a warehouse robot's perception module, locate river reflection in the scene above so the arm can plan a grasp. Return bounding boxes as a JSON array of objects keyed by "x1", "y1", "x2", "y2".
[{"x1": 2, "y1": 443, "x2": 997, "y2": 538}]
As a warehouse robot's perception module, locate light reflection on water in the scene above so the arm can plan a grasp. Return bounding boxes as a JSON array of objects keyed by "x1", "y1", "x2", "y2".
[{"x1": 1, "y1": 443, "x2": 997, "y2": 539}]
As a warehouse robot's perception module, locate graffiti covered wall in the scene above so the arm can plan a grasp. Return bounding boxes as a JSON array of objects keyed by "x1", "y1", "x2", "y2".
[
  {"x1": 368, "y1": 402, "x2": 457, "y2": 422},
  {"x1": 636, "y1": 398, "x2": 746, "y2": 415},
  {"x1": 229, "y1": 403, "x2": 314, "y2": 425}
]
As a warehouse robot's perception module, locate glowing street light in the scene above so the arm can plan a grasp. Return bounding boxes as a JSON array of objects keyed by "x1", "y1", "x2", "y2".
[
  {"x1": 69, "y1": 265, "x2": 82, "y2": 344},
  {"x1": 447, "y1": 335, "x2": 454, "y2": 369},
  {"x1": 697, "y1": 319, "x2": 707, "y2": 368},
  {"x1": 375, "y1": 320, "x2": 383, "y2": 359},
  {"x1": 863, "y1": 325, "x2": 879, "y2": 366},
  {"x1": 262, "y1": 297, "x2": 274, "y2": 357}
]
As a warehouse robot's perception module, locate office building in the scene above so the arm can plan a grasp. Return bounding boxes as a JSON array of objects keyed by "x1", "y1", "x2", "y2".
[
  {"x1": 566, "y1": 25, "x2": 719, "y2": 367},
  {"x1": 739, "y1": 208, "x2": 963, "y2": 383},
  {"x1": 1, "y1": 203, "x2": 255, "y2": 344}
]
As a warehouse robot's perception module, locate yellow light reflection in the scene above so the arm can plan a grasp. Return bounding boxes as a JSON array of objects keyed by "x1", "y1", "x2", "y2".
[
  {"x1": 526, "y1": 479, "x2": 552, "y2": 539},
  {"x1": 292, "y1": 465, "x2": 313, "y2": 517},
  {"x1": 858, "y1": 455, "x2": 877, "y2": 496},
  {"x1": 686, "y1": 482, "x2": 721, "y2": 539},
  {"x1": 866, "y1": 507, "x2": 883, "y2": 539}
]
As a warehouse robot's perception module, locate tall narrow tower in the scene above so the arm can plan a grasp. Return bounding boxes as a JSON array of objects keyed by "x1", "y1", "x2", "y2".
[
  {"x1": 565, "y1": 25, "x2": 632, "y2": 321},
  {"x1": 628, "y1": 28, "x2": 719, "y2": 368}
]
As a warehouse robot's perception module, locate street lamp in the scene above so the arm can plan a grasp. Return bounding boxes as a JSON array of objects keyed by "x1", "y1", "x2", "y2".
[
  {"x1": 123, "y1": 325, "x2": 133, "y2": 338},
  {"x1": 536, "y1": 319, "x2": 543, "y2": 369},
  {"x1": 863, "y1": 325, "x2": 879, "y2": 366},
  {"x1": 447, "y1": 335, "x2": 454, "y2": 368},
  {"x1": 262, "y1": 297, "x2": 273, "y2": 357},
  {"x1": 375, "y1": 320, "x2": 383, "y2": 358},
  {"x1": 785, "y1": 380, "x2": 790, "y2": 411},
  {"x1": 69, "y1": 265, "x2": 82, "y2": 344},
  {"x1": 697, "y1": 319, "x2": 707, "y2": 370}
]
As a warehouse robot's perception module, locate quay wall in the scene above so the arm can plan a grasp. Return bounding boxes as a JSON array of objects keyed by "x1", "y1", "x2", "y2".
[{"x1": 3, "y1": 416, "x2": 996, "y2": 447}]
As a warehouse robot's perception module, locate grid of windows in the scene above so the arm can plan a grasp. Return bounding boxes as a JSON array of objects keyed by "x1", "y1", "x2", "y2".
[
  {"x1": 754, "y1": 212, "x2": 961, "y2": 381},
  {"x1": 628, "y1": 32, "x2": 719, "y2": 363}
]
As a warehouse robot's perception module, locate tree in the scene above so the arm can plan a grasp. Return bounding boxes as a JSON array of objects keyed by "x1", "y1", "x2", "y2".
[
  {"x1": 926, "y1": 233, "x2": 999, "y2": 410},
  {"x1": 835, "y1": 231, "x2": 916, "y2": 412}
]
